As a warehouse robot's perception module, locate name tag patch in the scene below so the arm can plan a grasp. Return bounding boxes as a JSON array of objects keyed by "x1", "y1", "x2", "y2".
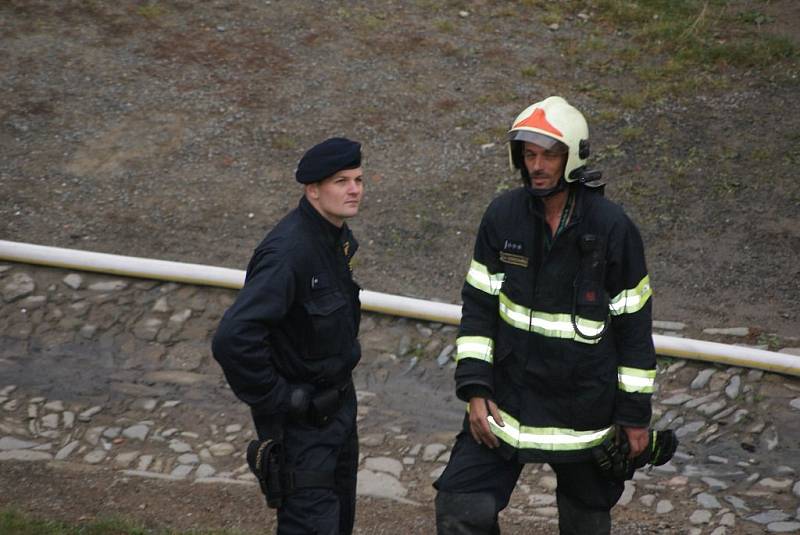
[
  {"x1": 500, "y1": 239, "x2": 528, "y2": 267},
  {"x1": 499, "y1": 252, "x2": 529, "y2": 268}
]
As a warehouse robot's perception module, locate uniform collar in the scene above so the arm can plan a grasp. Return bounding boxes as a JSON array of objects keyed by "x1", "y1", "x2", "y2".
[
  {"x1": 298, "y1": 196, "x2": 357, "y2": 254},
  {"x1": 528, "y1": 183, "x2": 586, "y2": 225}
]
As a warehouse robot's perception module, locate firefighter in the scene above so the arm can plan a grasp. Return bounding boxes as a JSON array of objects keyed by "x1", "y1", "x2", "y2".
[
  {"x1": 434, "y1": 97, "x2": 658, "y2": 534},
  {"x1": 212, "y1": 137, "x2": 364, "y2": 535}
]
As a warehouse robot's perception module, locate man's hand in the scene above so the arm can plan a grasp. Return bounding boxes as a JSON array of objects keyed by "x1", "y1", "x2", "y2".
[
  {"x1": 622, "y1": 426, "x2": 649, "y2": 458},
  {"x1": 468, "y1": 397, "x2": 504, "y2": 448}
]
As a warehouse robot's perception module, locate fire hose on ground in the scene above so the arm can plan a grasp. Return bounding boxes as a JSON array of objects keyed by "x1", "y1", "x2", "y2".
[{"x1": 1, "y1": 239, "x2": 797, "y2": 377}]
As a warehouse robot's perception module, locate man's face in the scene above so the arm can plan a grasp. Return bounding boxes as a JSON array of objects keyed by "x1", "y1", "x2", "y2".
[
  {"x1": 306, "y1": 167, "x2": 364, "y2": 227},
  {"x1": 523, "y1": 141, "x2": 567, "y2": 191}
]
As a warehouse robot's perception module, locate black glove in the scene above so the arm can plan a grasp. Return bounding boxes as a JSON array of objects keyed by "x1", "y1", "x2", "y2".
[
  {"x1": 592, "y1": 427, "x2": 679, "y2": 481},
  {"x1": 642, "y1": 428, "x2": 678, "y2": 467},
  {"x1": 592, "y1": 428, "x2": 632, "y2": 481}
]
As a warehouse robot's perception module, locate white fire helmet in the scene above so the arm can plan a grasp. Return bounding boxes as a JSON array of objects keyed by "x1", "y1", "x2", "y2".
[{"x1": 508, "y1": 96, "x2": 590, "y2": 183}]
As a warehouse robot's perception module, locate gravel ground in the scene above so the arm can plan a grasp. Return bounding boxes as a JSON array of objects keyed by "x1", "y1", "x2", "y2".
[
  {"x1": 1, "y1": 264, "x2": 798, "y2": 534},
  {"x1": 2, "y1": 1, "x2": 799, "y2": 337}
]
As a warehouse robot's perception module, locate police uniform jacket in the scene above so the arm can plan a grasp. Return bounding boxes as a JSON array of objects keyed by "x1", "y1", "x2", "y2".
[
  {"x1": 212, "y1": 196, "x2": 361, "y2": 421},
  {"x1": 455, "y1": 183, "x2": 656, "y2": 463}
]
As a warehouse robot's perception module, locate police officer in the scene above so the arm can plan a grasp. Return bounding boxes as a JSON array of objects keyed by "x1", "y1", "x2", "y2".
[
  {"x1": 212, "y1": 137, "x2": 364, "y2": 535},
  {"x1": 434, "y1": 97, "x2": 658, "y2": 534}
]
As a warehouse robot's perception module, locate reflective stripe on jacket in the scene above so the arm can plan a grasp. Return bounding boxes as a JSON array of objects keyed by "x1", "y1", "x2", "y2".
[{"x1": 455, "y1": 184, "x2": 656, "y2": 463}]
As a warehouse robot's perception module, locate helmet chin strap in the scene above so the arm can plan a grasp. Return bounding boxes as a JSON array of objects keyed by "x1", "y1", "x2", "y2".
[{"x1": 523, "y1": 171, "x2": 568, "y2": 198}]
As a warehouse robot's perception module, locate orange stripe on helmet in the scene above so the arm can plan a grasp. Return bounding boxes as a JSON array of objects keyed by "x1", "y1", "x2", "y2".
[{"x1": 512, "y1": 107, "x2": 563, "y2": 138}]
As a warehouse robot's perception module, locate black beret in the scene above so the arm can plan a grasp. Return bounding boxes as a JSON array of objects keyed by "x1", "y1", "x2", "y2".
[{"x1": 295, "y1": 137, "x2": 362, "y2": 184}]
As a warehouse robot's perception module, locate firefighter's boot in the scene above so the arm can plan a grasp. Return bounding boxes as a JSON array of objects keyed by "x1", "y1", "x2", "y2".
[
  {"x1": 557, "y1": 491, "x2": 610, "y2": 535},
  {"x1": 435, "y1": 491, "x2": 500, "y2": 535}
]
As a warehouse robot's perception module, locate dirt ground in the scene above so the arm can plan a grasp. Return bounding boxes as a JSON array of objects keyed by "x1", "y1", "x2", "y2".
[
  {"x1": 0, "y1": 460, "x2": 437, "y2": 534},
  {"x1": 1, "y1": 1, "x2": 799, "y2": 533},
  {"x1": 0, "y1": 461, "x2": 695, "y2": 535}
]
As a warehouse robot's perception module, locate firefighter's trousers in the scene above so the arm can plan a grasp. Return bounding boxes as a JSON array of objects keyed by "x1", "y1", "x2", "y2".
[{"x1": 434, "y1": 430, "x2": 624, "y2": 535}]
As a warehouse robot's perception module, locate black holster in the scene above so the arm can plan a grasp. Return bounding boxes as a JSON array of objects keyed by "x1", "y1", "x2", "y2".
[
  {"x1": 247, "y1": 438, "x2": 337, "y2": 509},
  {"x1": 308, "y1": 386, "x2": 343, "y2": 426},
  {"x1": 290, "y1": 381, "x2": 351, "y2": 427},
  {"x1": 247, "y1": 439, "x2": 285, "y2": 509}
]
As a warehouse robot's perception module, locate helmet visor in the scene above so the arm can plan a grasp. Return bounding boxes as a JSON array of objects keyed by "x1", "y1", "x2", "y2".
[{"x1": 509, "y1": 130, "x2": 568, "y2": 153}]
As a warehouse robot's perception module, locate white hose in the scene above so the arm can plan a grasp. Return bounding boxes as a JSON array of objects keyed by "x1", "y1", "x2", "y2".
[
  {"x1": 652, "y1": 334, "x2": 799, "y2": 377},
  {"x1": 0, "y1": 240, "x2": 246, "y2": 289},
  {"x1": 1, "y1": 240, "x2": 797, "y2": 376}
]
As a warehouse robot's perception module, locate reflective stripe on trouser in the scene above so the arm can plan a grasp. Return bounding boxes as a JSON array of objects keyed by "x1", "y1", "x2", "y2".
[
  {"x1": 434, "y1": 430, "x2": 624, "y2": 533},
  {"x1": 467, "y1": 404, "x2": 614, "y2": 452},
  {"x1": 609, "y1": 274, "x2": 652, "y2": 315},
  {"x1": 498, "y1": 292, "x2": 605, "y2": 344},
  {"x1": 617, "y1": 366, "x2": 656, "y2": 393}
]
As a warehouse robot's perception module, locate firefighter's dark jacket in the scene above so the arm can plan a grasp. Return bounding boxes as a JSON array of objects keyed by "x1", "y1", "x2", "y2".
[
  {"x1": 212, "y1": 196, "x2": 361, "y2": 422},
  {"x1": 456, "y1": 183, "x2": 656, "y2": 463}
]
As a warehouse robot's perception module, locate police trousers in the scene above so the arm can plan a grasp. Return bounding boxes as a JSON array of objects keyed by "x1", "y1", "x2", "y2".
[
  {"x1": 258, "y1": 386, "x2": 359, "y2": 535},
  {"x1": 434, "y1": 431, "x2": 624, "y2": 535}
]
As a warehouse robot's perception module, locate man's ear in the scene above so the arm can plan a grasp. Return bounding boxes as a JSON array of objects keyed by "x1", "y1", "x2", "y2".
[{"x1": 305, "y1": 183, "x2": 319, "y2": 200}]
